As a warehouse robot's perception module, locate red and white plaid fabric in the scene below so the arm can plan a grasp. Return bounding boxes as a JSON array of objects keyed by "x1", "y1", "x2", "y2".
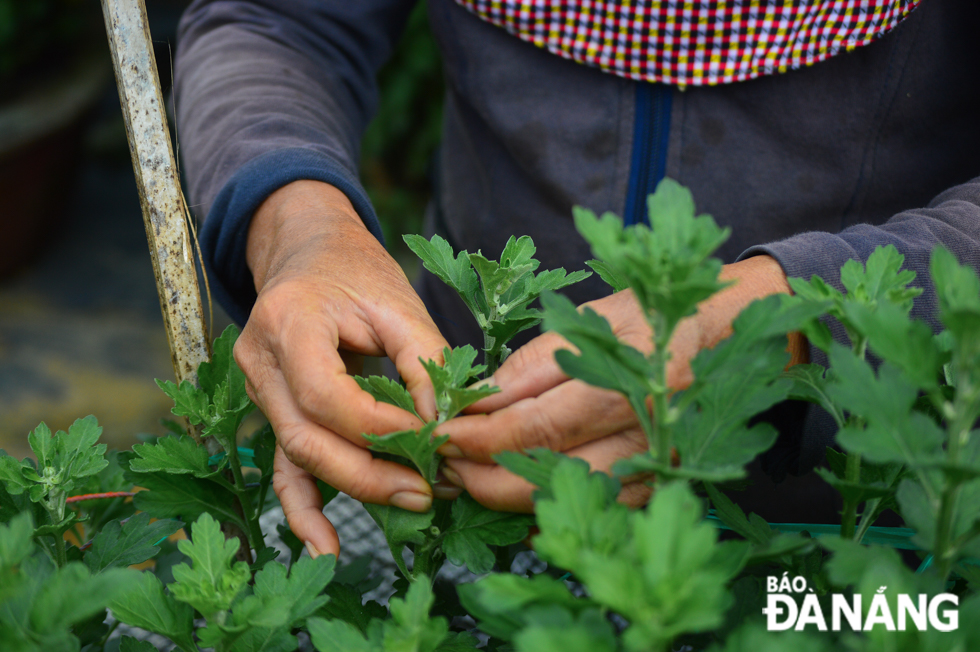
[{"x1": 453, "y1": 0, "x2": 919, "y2": 86}]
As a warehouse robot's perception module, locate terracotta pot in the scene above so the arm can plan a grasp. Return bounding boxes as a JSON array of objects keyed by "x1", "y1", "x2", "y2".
[{"x1": 0, "y1": 55, "x2": 109, "y2": 279}]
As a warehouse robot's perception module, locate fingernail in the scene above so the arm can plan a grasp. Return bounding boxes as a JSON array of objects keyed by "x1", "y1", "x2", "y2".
[
  {"x1": 433, "y1": 484, "x2": 462, "y2": 500},
  {"x1": 305, "y1": 541, "x2": 320, "y2": 559},
  {"x1": 441, "y1": 466, "x2": 465, "y2": 488},
  {"x1": 390, "y1": 491, "x2": 432, "y2": 512},
  {"x1": 439, "y1": 443, "x2": 464, "y2": 458}
]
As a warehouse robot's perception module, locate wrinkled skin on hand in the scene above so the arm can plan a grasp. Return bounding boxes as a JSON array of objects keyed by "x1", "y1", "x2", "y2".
[
  {"x1": 436, "y1": 255, "x2": 808, "y2": 512},
  {"x1": 237, "y1": 180, "x2": 451, "y2": 558}
]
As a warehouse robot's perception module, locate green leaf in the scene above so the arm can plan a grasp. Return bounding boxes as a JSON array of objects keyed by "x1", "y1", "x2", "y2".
[
  {"x1": 458, "y1": 573, "x2": 593, "y2": 640},
  {"x1": 442, "y1": 493, "x2": 534, "y2": 574},
  {"x1": 575, "y1": 482, "x2": 737, "y2": 650},
  {"x1": 364, "y1": 422, "x2": 447, "y2": 485},
  {"x1": 84, "y1": 512, "x2": 183, "y2": 573},
  {"x1": 128, "y1": 469, "x2": 244, "y2": 528},
  {"x1": 363, "y1": 503, "x2": 435, "y2": 579},
  {"x1": 493, "y1": 449, "x2": 567, "y2": 501},
  {"x1": 841, "y1": 300, "x2": 942, "y2": 390},
  {"x1": 0, "y1": 454, "x2": 31, "y2": 496},
  {"x1": 198, "y1": 324, "x2": 247, "y2": 402},
  {"x1": 0, "y1": 511, "x2": 34, "y2": 570},
  {"x1": 531, "y1": 458, "x2": 628, "y2": 571},
  {"x1": 828, "y1": 345, "x2": 946, "y2": 480},
  {"x1": 704, "y1": 483, "x2": 774, "y2": 546},
  {"x1": 155, "y1": 378, "x2": 210, "y2": 425},
  {"x1": 586, "y1": 259, "x2": 628, "y2": 292},
  {"x1": 109, "y1": 570, "x2": 196, "y2": 651},
  {"x1": 706, "y1": 624, "x2": 833, "y2": 652},
  {"x1": 384, "y1": 578, "x2": 450, "y2": 652},
  {"x1": 541, "y1": 291, "x2": 655, "y2": 440},
  {"x1": 170, "y1": 512, "x2": 251, "y2": 619},
  {"x1": 840, "y1": 244, "x2": 921, "y2": 310},
  {"x1": 783, "y1": 364, "x2": 845, "y2": 428},
  {"x1": 258, "y1": 554, "x2": 336, "y2": 623},
  {"x1": 130, "y1": 434, "x2": 216, "y2": 477},
  {"x1": 572, "y1": 180, "x2": 730, "y2": 334},
  {"x1": 30, "y1": 563, "x2": 133, "y2": 637},
  {"x1": 513, "y1": 607, "x2": 616, "y2": 652},
  {"x1": 35, "y1": 416, "x2": 108, "y2": 483},
  {"x1": 319, "y1": 582, "x2": 388, "y2": 634},
  {"x1": 405, "y1": 234, "x2": 483, "y2": 318},
  {"x1": 355, "y1": 375, "x2": 422, "y2": 421},
  {"x1": 421, "y1": 345, "x2": 500, "y2": 422},
  {"x1": 308, "y1": 616, "x2": 379, "y2": 652},
  {"x1": 119, "y1": 637, "x2": 159, "y2": 652}
]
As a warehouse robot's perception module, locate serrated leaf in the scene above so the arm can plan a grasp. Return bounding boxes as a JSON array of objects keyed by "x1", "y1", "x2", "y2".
[
  {"x1": 532, "y1": 459, "x2": 628, "y2": 571},
  {"x1": 170, "y1": 513, "x2": 251, "y2": 619},
  {"x1": 258, "y1": 555, "x2": 336, "y2": 622},
  {"x1": 308, "y1": 616, "x2": 379, "y2": 652},
  {"x1": 128, "y1": 469, "x2": 244, "y2": 529},
  {"x1": 422, "y1": 345, "x2": 499, "y2": 422},
  {"x1": 318, "y1": 582, "x2": 388, "y2": 634},
  {"x1": 783, "y1": 364, "x2": 844, "y2": 428},
  {"x1": 0, "y1": 511, "x2": 33, "y2": 572},
  {"x1": 384, "y1": 578, "x2": 450, "y2": 652},
  {"x1": 130, "y1": 435, "x2": 216, "y2": 477},
  {"x1": 442, "y1": 493, "x2": 534, "y2": 574},
  {"x1": 198, "y1": 324, "x2": 247, "y2": 402},
  {"x1": 574, "y1": 482, "x2": 736, "y2": 649},
  {"x1": 573, "y1": 180, "x2": 730, "y2": 333},
  {"x1": 586, "y1": 259, "x2": 628, "y2": 292},
  {"x1": 704, "y1": 483, "x2": 774, "y2": 545},
  {"x1": 30, "y1": 563, "x2": 133, "y2": 635},
  {"x1": 364, "y1": 422, "x2": 447, "y2": 484},
  {"x1": 494, "y1": 448, "x2": 570, "y2": 501},
  {"x1": 513, "y1": 607, "x2": 616, "y2": 652},
  {"x1": 363, "y1": 503, "x2": 435, "y2": 579},
  {"x1": 355, "y1": 375, "x2": 422, "y2": 421},
  {"x1": 541, "y1": 291, "x2": 655, "y2": 440},
  {"x1": 119, "y1": 637, "x2": 159, "y2": 652},
  {"x1": 828, "y1": 345, "x2": 946, "y2": 481},
  {"x1": 109, "y1": 570, "x2": 196, "y2": 651},
  {"x1": 405, "y1": 234, "x2": 483, "y2": 318},
  {"x1": 155, "y1": 378, "x2": 210, "y2": 425},
  {"x1": 0, "y1": 454, "x2": 31, "y2": 496},
  {"x1": 458, "y1": 573, "x2": 592, "y2": 641},
  {"x1": 84, "y1": 512, "x2": 183, "y2": 573}
]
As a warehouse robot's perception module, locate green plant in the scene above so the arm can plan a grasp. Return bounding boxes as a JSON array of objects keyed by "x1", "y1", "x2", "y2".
[{"x1": 1, "y1": 179, "x2": 980, "y2": 651}]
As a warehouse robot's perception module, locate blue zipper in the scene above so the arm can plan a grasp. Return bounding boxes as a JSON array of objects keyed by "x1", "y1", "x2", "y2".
[{"x1": 623, "y1": 83, "x2": 673, "y2": 226}]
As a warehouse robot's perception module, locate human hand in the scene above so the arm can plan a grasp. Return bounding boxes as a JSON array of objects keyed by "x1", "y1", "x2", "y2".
[
  {"x1": 235, "y1": 180, "x2": 450, "y2": 558},
  {"x1": 436, "y1": 255, "x2": 807, "y2": 512}
]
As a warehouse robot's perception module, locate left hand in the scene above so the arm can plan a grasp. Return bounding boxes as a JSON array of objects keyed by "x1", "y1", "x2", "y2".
[{"x1": 435, "y1": 255, "x2": 807, "y2": 512}]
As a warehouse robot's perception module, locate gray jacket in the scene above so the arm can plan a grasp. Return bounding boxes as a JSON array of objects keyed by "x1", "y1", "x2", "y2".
[{"x1": 175, "y1": 0, "x2": 980, "y2": 513}]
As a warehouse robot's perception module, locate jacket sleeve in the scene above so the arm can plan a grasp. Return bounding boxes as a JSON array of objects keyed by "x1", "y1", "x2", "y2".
[
  {"x1": 738, "y1": 176, "x2": 980, "y2": 473},
  {"x1": 174, "y1": 0, "x2": 417, "y2": 324}
]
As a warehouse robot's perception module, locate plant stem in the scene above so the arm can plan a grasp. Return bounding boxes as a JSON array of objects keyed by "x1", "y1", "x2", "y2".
[
  {"x1": 228, "y1": 446, "x2": 265, "y2": 553},
  {"x1": 840, "y1": 451, "x2": 861, "y2": 540},
  {"x1": 484, "y1": 331, "x2": 499, "y2": 378},
  {"x1": 52, "y1": 532, "x2": 67, "y2": 568},
  {"x1": 412, "y1": 535, "x2": 444, "y2": 583}
]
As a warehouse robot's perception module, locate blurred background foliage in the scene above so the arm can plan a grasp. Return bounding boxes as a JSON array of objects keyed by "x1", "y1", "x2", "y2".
[
  {"x1": 361, "y1": 1, "x2": 445, "y2": 259},
  {"x1": 0, "y1": 0, "x2": 102, "y2": 102}
]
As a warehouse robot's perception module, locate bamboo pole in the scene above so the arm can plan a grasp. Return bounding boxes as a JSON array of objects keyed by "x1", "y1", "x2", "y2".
[{"x1": 100, "y1": 0, "x2": 211, "y2": 443}]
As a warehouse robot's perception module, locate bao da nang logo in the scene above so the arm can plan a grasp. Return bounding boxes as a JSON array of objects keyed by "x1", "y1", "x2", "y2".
[{"x1": 763, "y1": 573, "x2": 959, "y2": 632}]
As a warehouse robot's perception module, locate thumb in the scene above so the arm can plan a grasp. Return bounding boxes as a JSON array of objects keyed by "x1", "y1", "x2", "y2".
[{"x1": 466, "y1": 331, "x2": 570, "y2": 413}]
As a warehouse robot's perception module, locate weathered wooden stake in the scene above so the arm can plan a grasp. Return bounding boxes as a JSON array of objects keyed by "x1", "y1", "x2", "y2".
[{"x1": 100, "y1": 0, "x2": 211, "y2": 443}]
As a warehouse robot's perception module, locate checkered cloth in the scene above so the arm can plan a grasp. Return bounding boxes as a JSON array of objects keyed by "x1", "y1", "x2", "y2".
[{"x1": 453, "y1": 0, "x2": 919, "y2": 86}]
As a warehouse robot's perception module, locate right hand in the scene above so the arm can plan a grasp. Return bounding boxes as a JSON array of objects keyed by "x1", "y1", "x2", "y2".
[{"x1": 235, "y1": 180, "x2": 450, "y2": 558}]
